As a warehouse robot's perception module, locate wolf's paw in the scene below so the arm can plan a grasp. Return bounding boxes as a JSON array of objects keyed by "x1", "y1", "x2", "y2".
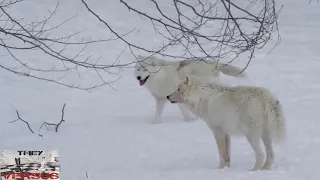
[
  {"x1": 215, "y1": 163, "x2": 229, "y2": 170},
  {"x1": 260, "y1": 165, "x2": 271, "y2": 171},
  {"x1": 248, "y1": 167, "x2": 261, "y2": 171}
]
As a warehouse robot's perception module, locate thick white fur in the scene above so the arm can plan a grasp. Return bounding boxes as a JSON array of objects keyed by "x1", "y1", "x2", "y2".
[
  {"x1": 167, "y1": 77, "x2": 286, "y2": 171},
  {"x1": 134, "y1": 55, "x2": 248, "y2": 124}
]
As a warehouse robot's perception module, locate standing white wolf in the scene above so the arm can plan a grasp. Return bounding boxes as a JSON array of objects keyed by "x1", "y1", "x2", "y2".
[
  {"x1": 167, "y1": 77, "x2": 286, "y2": 171},
  {"x1": 134, "y1": 55, "x2": 248, "y2": 124}
]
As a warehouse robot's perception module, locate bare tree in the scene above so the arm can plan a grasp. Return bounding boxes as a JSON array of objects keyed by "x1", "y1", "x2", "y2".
[
  {"x1": 0, "y1": 0, "x2": 282, "y2": 91},
  {"x1": 0, "y1": 0, "x2": 135, "y2": 91},
  {"x1": 82, "y1": 0, "x2": 282, "y2": 73}
]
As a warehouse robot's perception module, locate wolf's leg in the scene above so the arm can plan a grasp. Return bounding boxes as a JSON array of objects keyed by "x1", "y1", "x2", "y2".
[
  {"x1": 225, "y1": 134, "x2": 231, "y2": 166},
  {"x1": 261, "y1": 128, "x2": 274, "y2": 170},
  {"x1": 178, "y1": 104, "x2": 197, "y2": 121},
  {"x1": 245, "y1": 130, "x2": 264, "y2": 171},
  {"x1": 212, "y1": 127, "x2": 230, "y2": 168},
  {"x1": 153, "y1": 98, "x2": 166, "y2": 124}
]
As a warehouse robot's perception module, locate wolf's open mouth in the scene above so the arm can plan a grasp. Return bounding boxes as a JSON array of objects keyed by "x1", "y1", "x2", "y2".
[{"x1": 139, "y1": 76, "x2": 150, "y2": 86}]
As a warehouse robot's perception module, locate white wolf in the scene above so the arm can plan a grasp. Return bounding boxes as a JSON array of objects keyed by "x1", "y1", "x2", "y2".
[
  {"x1": 134, "y1": 55, "x2": 248, "y2": 124},
  {"x1": 167, "y1": 77, "x2": 286, "y2": 171}
]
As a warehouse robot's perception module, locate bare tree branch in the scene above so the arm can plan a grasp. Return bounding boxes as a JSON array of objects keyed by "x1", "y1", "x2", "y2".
[
  {"x1": 0, "y1": 0, "x2": 135, "y2": 91},
  {"x1": 9, "y1": 108, "x2": 35, "y2": 134},
  {"x1": 82, "y1": 0, "x2": 283, "y2": 72},
  {"x1": 9, "y1": 103, "x2": 67, "y2": 136},
  {"x1": 38, "y1": 103, "x2": 66, "y2": 132},
  {"x1": 1, "y1": 0, "x2": 283, "y2": 90}
]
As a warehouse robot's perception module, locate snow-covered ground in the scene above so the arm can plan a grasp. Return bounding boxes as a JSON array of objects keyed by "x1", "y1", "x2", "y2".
[{"x1": 1, "y1": 0, "x2": 320, "y2": 179}]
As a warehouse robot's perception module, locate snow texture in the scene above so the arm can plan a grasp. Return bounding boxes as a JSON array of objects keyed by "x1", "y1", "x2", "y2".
[{"x1": 0, "y1": 0, "x2": 320, "y2": 180}]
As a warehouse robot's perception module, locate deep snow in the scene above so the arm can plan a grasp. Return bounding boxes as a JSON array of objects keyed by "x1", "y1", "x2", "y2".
[{"x1": 1, "y1": 0, "x2": 320, "y2": 179}]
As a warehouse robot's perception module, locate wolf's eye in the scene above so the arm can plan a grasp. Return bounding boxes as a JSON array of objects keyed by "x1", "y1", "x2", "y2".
[{"x1": 177, "y1": 88, "x2": 180, "y2": 91}]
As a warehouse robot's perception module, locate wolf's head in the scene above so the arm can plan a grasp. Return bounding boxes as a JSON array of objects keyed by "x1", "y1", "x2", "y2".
[
  {"x1": 167, "y1": 76, "x2": 191, "y2": 103},
  {"x1": 133, "y1": 55, "x2": 161, "y2": 86}
]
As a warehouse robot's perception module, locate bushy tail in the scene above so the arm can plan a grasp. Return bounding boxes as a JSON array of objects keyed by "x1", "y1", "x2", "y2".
[
  {"x1": 216, "y1": 62, "x2": 248, "y2": 78},
  {"x1": 265, "y1": 96, "x2": 286, "y2": 144}
]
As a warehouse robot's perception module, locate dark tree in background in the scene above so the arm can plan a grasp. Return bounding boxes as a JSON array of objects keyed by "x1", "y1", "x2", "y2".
[{"x1": 0, "y1": 0, "x2": 282, "y2": 90}]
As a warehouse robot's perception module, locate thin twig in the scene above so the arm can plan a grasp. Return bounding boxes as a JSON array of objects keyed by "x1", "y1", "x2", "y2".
[
  {"x1": 9, "y1": 109, "x2": 35, "y2": 134},
  {"x1": 38, "y1": 103, "x2": 66, "y2": 132}
]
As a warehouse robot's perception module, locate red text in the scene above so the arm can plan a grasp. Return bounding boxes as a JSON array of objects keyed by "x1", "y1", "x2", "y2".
[{"x1": 1, "y1": 172, "x2": 59, "y2": 179}]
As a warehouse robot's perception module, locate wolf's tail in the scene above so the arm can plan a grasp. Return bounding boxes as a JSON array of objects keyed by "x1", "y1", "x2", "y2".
[
  {"x1": 216, "y1": 62, "x2": 248, "y2": 78},
  {"x1": 265, "y1": 94, "x2": 286, "y2": 144}
]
